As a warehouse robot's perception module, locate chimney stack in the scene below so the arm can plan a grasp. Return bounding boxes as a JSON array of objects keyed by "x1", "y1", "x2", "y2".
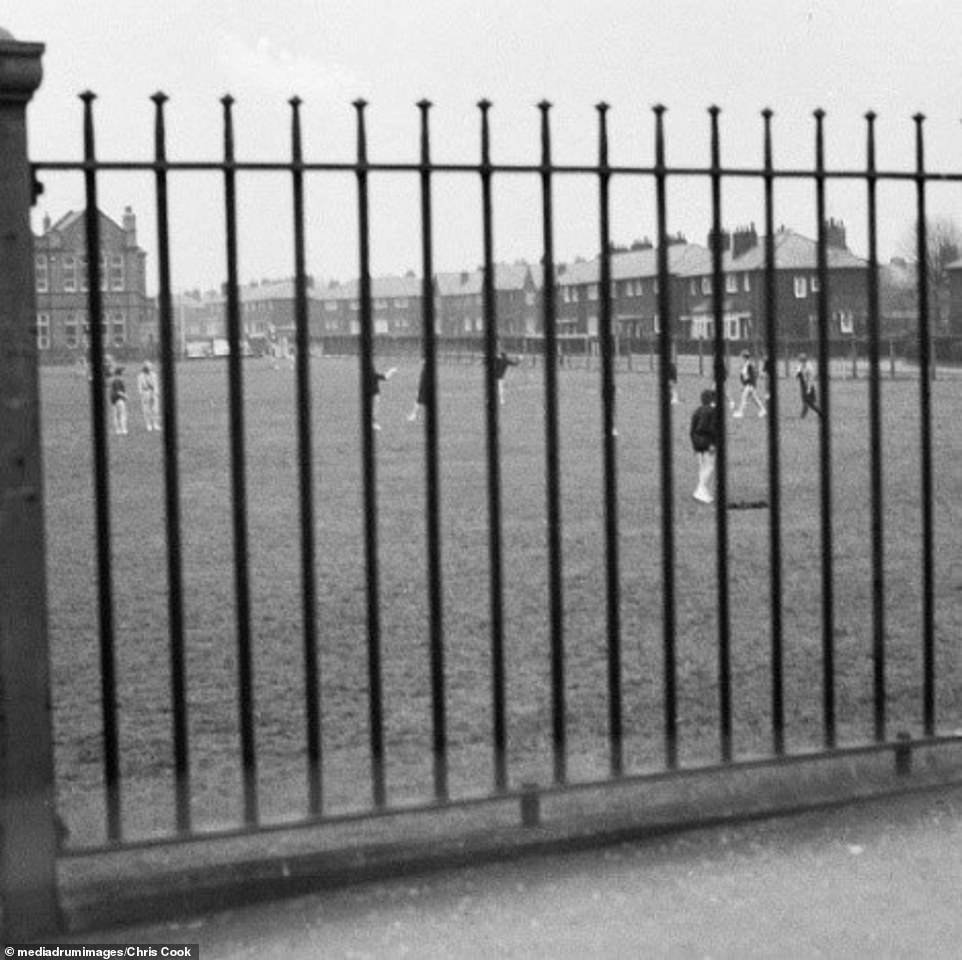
[
  {"x1": 123, "y1": 205, "x2": 136, "y2": 247},
  {"x1": 824, "y1": 217, "x2": 847, "y2": 249},
  {"x1": 732, "y1": 222, "x2": 759, "y2": 259},
  {"x1": 707, "y1": 228, "x2": 731, "y2": 254}
]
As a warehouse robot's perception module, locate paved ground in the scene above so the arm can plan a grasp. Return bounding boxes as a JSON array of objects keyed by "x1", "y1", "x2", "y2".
[{"x1": 50, "y1": 783, "x2": 962, "y2": 958}]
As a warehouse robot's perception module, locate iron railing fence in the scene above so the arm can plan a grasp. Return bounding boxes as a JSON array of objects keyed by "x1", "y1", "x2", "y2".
[{"x1": 21, "y1": 91, "x2": 962, "y2": 860}]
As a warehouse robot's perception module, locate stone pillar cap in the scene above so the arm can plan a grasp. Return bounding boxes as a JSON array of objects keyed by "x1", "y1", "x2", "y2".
[{"x1": 0, "y1": 30, "x2": 45, "y2": 101}]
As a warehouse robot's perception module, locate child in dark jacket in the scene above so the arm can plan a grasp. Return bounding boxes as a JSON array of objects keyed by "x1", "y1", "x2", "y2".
[
  {"x1": 690, "y1": 388, "x2": 717, "y2": 503},
  {"x1": 109, "y1": 367, "x2": 128, "y2": 435}
]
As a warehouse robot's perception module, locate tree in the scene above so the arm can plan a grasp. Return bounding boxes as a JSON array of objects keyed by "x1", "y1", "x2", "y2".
[{"x1": 899, "y1": 216, "x2": 961, "y2": 330}]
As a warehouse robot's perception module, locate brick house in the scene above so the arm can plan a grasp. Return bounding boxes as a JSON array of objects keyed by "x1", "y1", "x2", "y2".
[
  {"x1": 554, "y1": 240, "x2": 710, "y2": 340},
  {"x1": 436, "y1": 262, "x2": 541, "y2": 336},
  {"x1": 679, "y1": 222, "x2": 868, "y2": 344},
  {"x1": 33, "y1": 206, "x2": 155, "y2": 359},
  {"x1": 334, "y1": 274, "x2": 425, "y2": 335},
  {"x1": 178, "y1": 278, "x2": 325, "y2": 354}
]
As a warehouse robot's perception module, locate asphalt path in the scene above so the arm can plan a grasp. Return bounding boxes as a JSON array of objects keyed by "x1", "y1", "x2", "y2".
[{"x1": 53, "y1": 783, "x2": 962, "y2": 958}]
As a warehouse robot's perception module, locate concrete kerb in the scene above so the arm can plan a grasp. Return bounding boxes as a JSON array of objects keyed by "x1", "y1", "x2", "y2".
[{"x1": 55, "y1": 738, "x2": 962, "y2": 934}]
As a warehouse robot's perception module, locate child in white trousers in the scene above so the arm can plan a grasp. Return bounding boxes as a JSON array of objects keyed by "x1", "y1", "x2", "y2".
[{"x1": 690, "y1": 388, "x2": 717, "y2": 503}]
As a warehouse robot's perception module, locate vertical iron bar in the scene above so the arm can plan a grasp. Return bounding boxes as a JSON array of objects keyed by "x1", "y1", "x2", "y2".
[
  {"x1": 417, "y1": 99, "x2": 448, "y2": 802},
  {"x1": 151, "y1": 91, "x2": 190, "y2": 832},
  {"x1": 914, "y1": 113, "x2": 936, "y2": 736},
  {"x1": 81, "y1": 90, "x2": 121, "y2": 841},
  {"x1": 479, "y1": 99, "x2": 508, "y2": 793},
  {"x1": 354, "y1": 99, "x2": 387, "y2": 807},
  {"x1": 709, "y1": 105, "x2": 732, "y2": 763},
  {"x1": 596, "y1": 102, "x2": 623, "y2": 777},
  {"x1": 864, "y1": 111, "x2": 886, "y2": 742},
  {"x1": 762, "y1": 108, "x2": 785, "y2": 756},
  {"x1": 290, "y1": 96, "x2": 322, "y2": 814},
  {"x1": 813, "y1": 109, "x2": 836, "y2": 749},
  {"x1": 539, "y1": 100, "x2": 567, "y2": 786},
  {"x1": 653, "y1": 105, "x2": 678, "y2": 769},
  {"x1": 221, "y1": 94, "x2": 258, "y2": 825}
]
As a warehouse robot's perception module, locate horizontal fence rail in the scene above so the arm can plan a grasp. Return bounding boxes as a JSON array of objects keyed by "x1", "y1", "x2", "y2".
[{"x1": 12, "y1": 83, "x2": 961, "y2": 889}]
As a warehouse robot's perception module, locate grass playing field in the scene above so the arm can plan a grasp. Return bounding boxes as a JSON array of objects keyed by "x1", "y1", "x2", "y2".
[{"x1": 39, "y1": 354, "x2": 962, "y2": 846}]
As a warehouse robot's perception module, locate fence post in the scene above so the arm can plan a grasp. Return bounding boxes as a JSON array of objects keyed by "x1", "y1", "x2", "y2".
[{"x1": 0, "y1": 30, "x2": 59, "y2": 941}]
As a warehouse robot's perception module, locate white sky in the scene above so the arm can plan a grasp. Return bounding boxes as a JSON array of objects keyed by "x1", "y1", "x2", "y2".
[{"x1": 9, "y1": 0, "x2": 962, "y2": 294}]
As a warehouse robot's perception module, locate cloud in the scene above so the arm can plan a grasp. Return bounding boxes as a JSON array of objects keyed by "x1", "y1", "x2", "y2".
[{"x1": 215, "y1": 31, "x2": 365, "y2": 105}]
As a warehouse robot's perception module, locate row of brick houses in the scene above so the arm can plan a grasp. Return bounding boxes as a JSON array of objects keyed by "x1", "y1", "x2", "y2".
[{"x1": 33, "y1": 206, "x2": 956, "y2": 359}]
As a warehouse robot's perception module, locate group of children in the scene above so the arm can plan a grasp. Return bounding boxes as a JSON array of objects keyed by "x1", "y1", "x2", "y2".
[
  {"x1": 689, "y1": 350, "x2": 822, "y2": 505},
  {"x1": 369, "y1": 350, "x2": 520, "y2": 430},
  {"x1": 104, "y1": 357, "x2": 162, "y2": 435}
]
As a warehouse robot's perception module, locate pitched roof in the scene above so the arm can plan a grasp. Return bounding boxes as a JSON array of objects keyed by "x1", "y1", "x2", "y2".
[
  {"x1": 556, "y1": 243, "x2": 713, "y2": 285},
  {"x1": 338, "y1": 275, "x2": 424, "y2": 299},
  {"x1": 435, "y1": 263, "x2": 536, "y2": 297},
  {"x1": 38, "y1": 208, "x2": 128, "y2": 244},
  {"x1": 242, "y1": 280, "x2": 297, "y2": 302},
  {"x1": 726, "y1": 229, "x2": 867, "y2": 271}
]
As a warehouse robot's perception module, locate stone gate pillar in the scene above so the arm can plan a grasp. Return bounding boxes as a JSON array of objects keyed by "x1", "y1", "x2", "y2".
[{"x1": 0, "y1": 28, "x2": 58, "y2": 941}]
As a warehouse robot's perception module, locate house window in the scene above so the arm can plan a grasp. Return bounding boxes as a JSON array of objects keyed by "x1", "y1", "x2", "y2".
[
  {"x1": 525, "y1": 291, "x2": 535, "y2": 306},
  {"x1": 325, "y1": 301, "x2": 338, "y2": 312},
  {"x1": 84, "y1": 318, "x2": 111, "y2": 342},
  {"x1": 701, "y1": 277, "x2": 712, "y2": 295},
  {"x1": 726, "y1": 274, "x2": 738, "y2": 294},
  {"x1": 79, "y1": 256, "x2": 89, "y2": 292},
  {"x1": 810, "y1": 275, "x2": 820, "y2": 293},
  {"x1": 653, "y1": 279, "x2": 659, "y2": 294},
  {"x1": 36, "y1": 313, "x2": 51, "y2": 349},
  {"x1": 586, "y1": 283, "x2": 598, "y2": 301},
  {"x1": 63, "y1": 256, "x2": 77, "y2": 292},
  {"x1": 726, "y1": 317, "x2": 741, "y2": 340},
  {"x1": 110, "y1": 312, "x2": 126, "y2": 345},
  {"x1": 653, "y1": 312, "x2": 661, "y2": 334},
  {"x1": 743, "y1": 272, "x2": 751, "y2": 291},
  {"x1": 394, "y1": 298, "x2": 409, "y2": 308},
  {"x1": 374, "y1": 298, "x2": 388, "y2": 309},
  {"x1": 109, "y1": 255, "x2": 124, "y2": 291},
  {"x1": 837, "y1": 310, "x2": 854, "y2": 334},
  {"x1": 99, "y1": 252, "x2": 108, "y2": 292},
  {"x1": 794, "y1": 276, "x2": 807, "y2": 298},
  {"x1": 36, "y1": 254, "x2": 49, "y2": 292},
  {"x1": 562, "y1": 287, "x2": 571, "y2": 303},
  {"x1": 64, "y1": 313, "x2": 80, "y2": 348},
  {"x1": 689, "y1": 279, "x2": 698, "y2": 296}
]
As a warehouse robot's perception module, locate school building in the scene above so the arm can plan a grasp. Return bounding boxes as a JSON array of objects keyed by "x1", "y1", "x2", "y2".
[{"x1": 32, "y1": 206, "x2": 156, "y2": 360}]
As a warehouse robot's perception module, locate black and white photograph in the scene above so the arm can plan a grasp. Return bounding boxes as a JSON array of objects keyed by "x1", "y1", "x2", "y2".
[{"x1": 2, "y1": 1, "x2": 961, "y2": 954}]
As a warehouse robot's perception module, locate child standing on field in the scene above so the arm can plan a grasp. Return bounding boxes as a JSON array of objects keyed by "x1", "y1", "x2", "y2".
[
  {"x1": 795, "y1": 353, "x2": 822, "y2": 419},
  {"x1": 690, "y1": 388, "x2": 717, "y2": 504},
  {"x1": 367, "y1": 362, "x2": 397, "y2": 431},
  {"x1": 137, "y1": 360, "x2": 162, "y2": 431},
  {"x1": 109, "y1": 366, "x2": 129, "y2": 435},
  {"x1": 732, "y1": 350, "x2": 766, "y2": 418},
  {"x1": 407, "y1": 360, "x2": 431, "y2": 423},
  {"x1": 667, "y1": 359, "x2": 679, "y2": 405},
  {"x1": 494, "y1": 349, "x2": 519, "y2": 406}
]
